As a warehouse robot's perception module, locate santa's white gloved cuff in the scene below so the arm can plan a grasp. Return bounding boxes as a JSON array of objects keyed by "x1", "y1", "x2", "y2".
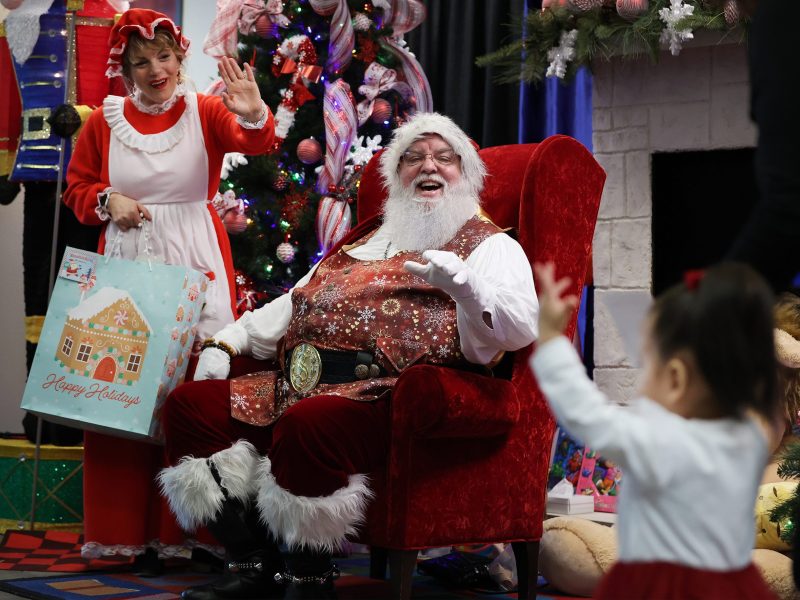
[
  {"x1": 195, "y1": 347, "x2": 231, "y2": 381},
  {"x1": 453, "y1": 274, "x2": 497, "y2": 325},
  {"x1": 212, "y1": 321, "x2": 252, "y2": 356}
]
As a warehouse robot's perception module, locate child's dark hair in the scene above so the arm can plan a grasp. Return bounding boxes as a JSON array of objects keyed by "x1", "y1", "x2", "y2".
[{"x1": 650, "y1": 262, "x2": 777, "y2": 419}]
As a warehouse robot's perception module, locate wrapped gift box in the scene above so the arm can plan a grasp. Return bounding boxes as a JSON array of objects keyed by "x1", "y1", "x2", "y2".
[
  {"x1": 0, "y1": 439, "x2": 82, "y2": 533},
  {"x1": 546, "y1": 493, "x2": 595, "y2": 515}
]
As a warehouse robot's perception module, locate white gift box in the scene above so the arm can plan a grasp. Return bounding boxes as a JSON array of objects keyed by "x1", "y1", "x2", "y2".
[{"x1": 546, "y1": 492, "x2": 595, "y2": 515}]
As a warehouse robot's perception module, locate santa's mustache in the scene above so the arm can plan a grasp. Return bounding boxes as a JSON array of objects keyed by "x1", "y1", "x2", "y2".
[{"x1": 409, "y1": 174, "x2": 447, "y2": 202}]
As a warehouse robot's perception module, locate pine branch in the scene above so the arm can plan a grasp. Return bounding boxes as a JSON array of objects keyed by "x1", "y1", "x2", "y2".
[
  {"x1": 768, "y1": 442, "x2": 800, "y2": 543},
  {"x1": 476, "y1": 1, "x2": 745, "y2": 85}
]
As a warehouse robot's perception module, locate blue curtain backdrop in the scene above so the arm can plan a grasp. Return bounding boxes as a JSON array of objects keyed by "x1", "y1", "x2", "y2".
[
  {"x1": 519, "y1": 68, "x2": 593, "y2": 150},
  {"x1": 518, "y1": 0, "x2": 594, "y2": 370},
  {"x1": 517, "y1": 1, "x2": 593, "y2": 148}
]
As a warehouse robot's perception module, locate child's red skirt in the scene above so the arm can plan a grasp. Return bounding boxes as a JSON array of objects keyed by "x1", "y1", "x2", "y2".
[{"x1": 594, "y1": 561, "x2": 777, "y2": 599}]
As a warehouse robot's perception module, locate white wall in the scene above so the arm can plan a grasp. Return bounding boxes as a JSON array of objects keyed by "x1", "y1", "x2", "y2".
[
  {"x1": 0, "y1": 188, "x2": 27, "y2": 434},
  {"x1": 590, "y1": 41, "x2": 756, "y2": 403},
  {"x1": 182, "y1": 0, "x2": 219, "y2": 92},
  {"x1": 0, "y1": 2, "x2": 220, "y2": 434},
  {"x1": 0, "y1": 6, "x2": 27, "y2": 434}
]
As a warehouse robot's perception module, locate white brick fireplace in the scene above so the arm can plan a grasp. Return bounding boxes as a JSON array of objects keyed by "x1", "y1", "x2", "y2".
[{"x1": 590, "y1": 40, "x2": 757, "y2": 402}]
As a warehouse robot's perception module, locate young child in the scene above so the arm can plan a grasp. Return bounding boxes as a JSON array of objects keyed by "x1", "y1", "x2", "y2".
[{"x1": 530, "y1": 262, "x2": 782, "y2": 599}]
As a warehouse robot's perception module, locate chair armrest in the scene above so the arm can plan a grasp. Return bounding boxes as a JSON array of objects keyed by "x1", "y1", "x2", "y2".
[{"x1": 391, "y1": 364, "x2": 520, "y2": 439}]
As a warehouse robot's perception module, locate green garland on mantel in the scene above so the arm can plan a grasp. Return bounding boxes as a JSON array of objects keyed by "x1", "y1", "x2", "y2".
[{"x1": 476, "y1": 1, "x2": 748, "y2": 85}]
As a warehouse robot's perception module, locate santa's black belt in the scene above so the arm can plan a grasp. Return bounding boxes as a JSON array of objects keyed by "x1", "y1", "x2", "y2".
[{"x1": 286, "y1": 343, "x2": 387, "y2": 393}]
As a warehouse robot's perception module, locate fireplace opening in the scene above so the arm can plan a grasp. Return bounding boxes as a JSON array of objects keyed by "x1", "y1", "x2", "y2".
[{"x1": 651, "y1": 148, "x2": 758, "y2": 296}]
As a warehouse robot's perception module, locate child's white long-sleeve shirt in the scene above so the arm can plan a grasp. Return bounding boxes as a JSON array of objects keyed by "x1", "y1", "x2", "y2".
[{"x1": 531, "y1": 336, "x2": 769, "y2": 570}]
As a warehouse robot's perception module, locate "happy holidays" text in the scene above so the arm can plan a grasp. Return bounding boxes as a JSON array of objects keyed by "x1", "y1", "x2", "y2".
[{"x1": 41, "y1": 374, "x2": 141, "y2": 408}]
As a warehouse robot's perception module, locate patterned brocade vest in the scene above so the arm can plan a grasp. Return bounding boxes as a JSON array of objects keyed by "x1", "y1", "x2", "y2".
[{"x1": 230, "y1": 215, "x2": 502, "y2": 426}]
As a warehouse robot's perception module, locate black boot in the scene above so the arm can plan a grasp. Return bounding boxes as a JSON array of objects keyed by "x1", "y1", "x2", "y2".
[
  {"x1": 279, "y1": 549, "x2": 339, "y2": 600},
  {"x1": 181, "y1": 498, "x2": 286, "y2": 600}
]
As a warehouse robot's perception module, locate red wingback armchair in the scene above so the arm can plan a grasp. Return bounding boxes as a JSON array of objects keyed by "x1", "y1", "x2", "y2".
[{"x1": 355, "y1": 135, "x2": 605, "y2": 599}]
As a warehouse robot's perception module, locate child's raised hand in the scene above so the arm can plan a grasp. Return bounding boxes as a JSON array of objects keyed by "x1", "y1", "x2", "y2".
[{"x1": 534, "y1": 262, "x2": 579, "y2": 343}]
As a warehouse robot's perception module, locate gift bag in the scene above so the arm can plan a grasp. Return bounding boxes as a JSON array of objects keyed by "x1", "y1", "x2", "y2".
[{"x1": 20, "y1": 247, "x2": 207, "y2": 442}]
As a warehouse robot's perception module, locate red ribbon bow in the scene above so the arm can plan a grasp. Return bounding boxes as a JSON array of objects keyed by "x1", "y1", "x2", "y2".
[{"x1": 683, "y1": 269, "x2": 706, "y2": 291}]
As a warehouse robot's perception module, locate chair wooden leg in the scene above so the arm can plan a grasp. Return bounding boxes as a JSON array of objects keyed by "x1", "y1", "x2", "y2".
[
  {"x1": 369, "y1": 545, "x2": 388, "y2": 579},
  {"x1": 512, "y1": 541, "x2": 539, "y2": 600},
  {"x1": 388, "y1": 548, "x2": 417, "y2": 600}
]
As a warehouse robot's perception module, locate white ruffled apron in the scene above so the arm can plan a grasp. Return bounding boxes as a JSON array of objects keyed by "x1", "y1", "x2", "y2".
[{"x1": 103, "y1": 92, "x2": 233, "y2": 345}]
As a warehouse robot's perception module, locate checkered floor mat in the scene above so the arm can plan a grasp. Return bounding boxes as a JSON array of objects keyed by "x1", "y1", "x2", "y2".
[{"x1": 0, "y1": 530, "x2": 132, "y2": 572}]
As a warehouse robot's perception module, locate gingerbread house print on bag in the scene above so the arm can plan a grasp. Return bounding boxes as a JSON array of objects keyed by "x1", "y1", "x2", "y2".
[{"x1": 55, "y1": 287, "x2": 151, "y2": 385}]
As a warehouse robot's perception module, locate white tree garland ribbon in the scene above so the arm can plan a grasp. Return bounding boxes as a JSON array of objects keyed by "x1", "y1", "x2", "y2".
[
  {"x1": 315, "y1": 81, "x2": 357, "y2": 254},
  {"x1": 240, "y1": 0, "x2": 291, "y2": 36},
  {"x1": 379, "y1": 37, "x2": 432, "y2": 113},
  {"x1": 375, "y1": 0, "x2": 431, "y2": 112},
  {"x1": 308, "y1": 0, "x2": 355, "y2": 74},
  {"x1": 316, "y1": 195, "x2": 352, "y2": 255},
  {"x1": 356, "y1": 62, "x2": 412, "y2": 126},
  {"x1": 203, "y1": 0, "x2": 243, "y2": 59},
  {"x1": 377, "y1": 0, "x2": 427, "y2": 35},
  {"x1": 317, "y1": 78, "x2": 358, "y2": 194}
]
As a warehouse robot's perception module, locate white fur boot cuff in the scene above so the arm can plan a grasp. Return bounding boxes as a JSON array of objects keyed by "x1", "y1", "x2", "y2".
[
  {"x1": 255, "y1": 456, "x2": 374, "y2": 552},
  {"x1": 157, "y1": 440, "x2": 259, "y2": 532}
]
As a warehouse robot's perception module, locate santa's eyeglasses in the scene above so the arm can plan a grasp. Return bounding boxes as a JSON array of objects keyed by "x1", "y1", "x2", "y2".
[{"x1": 400, "y1": 150, "x2": 458, "y2": 167}]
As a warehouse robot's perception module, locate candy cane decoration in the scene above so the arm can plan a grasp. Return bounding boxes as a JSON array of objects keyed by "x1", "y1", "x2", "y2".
[{"x1": 308, "y1": 0, "x2": 355, "y2": 73}]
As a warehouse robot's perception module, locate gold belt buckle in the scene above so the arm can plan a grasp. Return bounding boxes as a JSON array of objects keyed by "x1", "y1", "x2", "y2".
[{"x1": 289, "y1": 343, "x2": 322, "y2": 393}]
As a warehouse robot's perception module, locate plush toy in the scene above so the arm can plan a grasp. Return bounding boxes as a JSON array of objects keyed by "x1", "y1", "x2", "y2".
[
  {"x1": 539, "y1": 517, "x2": 617, "y2": 597},
  {"x1": 753, "y1": 549, "x2": 798, "y2": 600},
  {"x1": 540, "y1": 517, "x2": 800, "y2": 600},
  {"x1": 539, "y1": 513, "x2": 800, "y2": 599}
]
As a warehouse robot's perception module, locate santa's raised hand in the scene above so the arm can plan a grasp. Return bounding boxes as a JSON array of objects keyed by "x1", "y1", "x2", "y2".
[{"x1": 404, "y1": 250, "x2": 476, "y2": 300}]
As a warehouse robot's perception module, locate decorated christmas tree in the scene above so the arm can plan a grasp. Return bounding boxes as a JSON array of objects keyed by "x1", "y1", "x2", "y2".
[{"x1": 203, "y1": 0, "x2": 431, "y2": 311}]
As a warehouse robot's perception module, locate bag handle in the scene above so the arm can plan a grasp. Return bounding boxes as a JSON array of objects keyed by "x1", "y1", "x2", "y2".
[{"x1": 105, "y1": 219, "x2": 155, "y2": 271}]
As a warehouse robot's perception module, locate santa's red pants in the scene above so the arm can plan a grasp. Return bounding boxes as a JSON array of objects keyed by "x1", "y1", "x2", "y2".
[{"x1": 162, "y1": 379, "x2": 390, "y2": 498}]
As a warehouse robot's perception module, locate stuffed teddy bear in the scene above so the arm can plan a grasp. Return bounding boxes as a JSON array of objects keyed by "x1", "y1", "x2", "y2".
[
  {"x1": 539, "y1": 517, "x2": 799, "y2": 600},
  {"x1": 539, "y1": 294, "x2": 800, "y2": 600}
]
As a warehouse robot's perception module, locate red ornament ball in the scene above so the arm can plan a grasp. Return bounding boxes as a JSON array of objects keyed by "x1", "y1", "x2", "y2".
[
  {"x1": 297, "y1": 138, "x2": 323, "y2": 164},
  {"x1": 616, "y1": 0, "x2": 648, "y2": 20},
  {"x1": 276, "y1": 242, "x2": 296, "y2": 264},
  {"x1": 223, "y1": 211, "x2": 248, "y2": 234},
  {"x1": 370, "y1": 98, "x2": 392, "y2": 124}
]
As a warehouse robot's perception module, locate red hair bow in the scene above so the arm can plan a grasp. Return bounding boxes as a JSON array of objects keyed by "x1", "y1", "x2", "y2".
[{"x1": 683, "y1": 269, "x2": 706, "y2": 291}]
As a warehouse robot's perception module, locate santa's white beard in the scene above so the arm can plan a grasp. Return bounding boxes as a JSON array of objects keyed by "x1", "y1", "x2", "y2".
[{"x1": 382, "y1": 175, "x2": 479, "y2": 252}]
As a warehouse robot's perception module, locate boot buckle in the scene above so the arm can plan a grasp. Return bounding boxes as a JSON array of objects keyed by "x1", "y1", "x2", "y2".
[
  {"x1": 274, "y1": 565, "x2": 340, "y2": 585},
  {"x1": 227, "y1": 560, "x2": 263, "y2": 573}
]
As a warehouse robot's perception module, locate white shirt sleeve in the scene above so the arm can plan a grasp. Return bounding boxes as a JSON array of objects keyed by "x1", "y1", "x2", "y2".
[
  {"x1": 530, "y1": 336, "x2": 679, "y2": 486},
  {"x1": 214, "y1": 264, "x2": 319, "y2": 360},
  {"x1": 458, "y1": 233, "x2": 539, "y2": 364}
]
